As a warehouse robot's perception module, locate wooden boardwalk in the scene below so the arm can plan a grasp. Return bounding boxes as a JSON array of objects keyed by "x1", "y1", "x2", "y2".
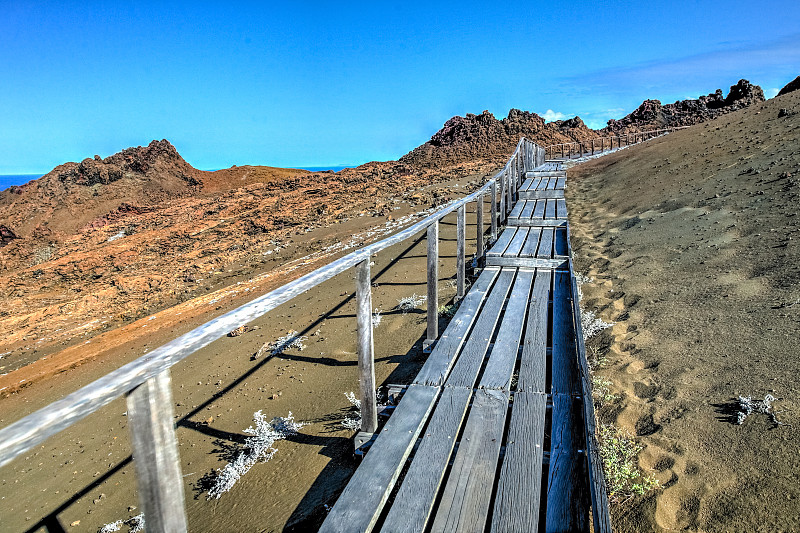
[{"x1": 321, "y1": 161, "x2": 609, "y2": 533}]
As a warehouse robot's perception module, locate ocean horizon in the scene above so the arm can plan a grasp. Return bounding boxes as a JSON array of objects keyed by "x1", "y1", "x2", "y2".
[{"x1": 0, "y1": 174, "x2": 42, "y2": 191}]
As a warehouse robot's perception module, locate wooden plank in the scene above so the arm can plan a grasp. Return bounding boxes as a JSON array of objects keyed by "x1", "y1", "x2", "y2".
[
  {"x1": 520, "y1": 178, "x2": 534, "y2": 192},
  {"x1": 414, "y1": 268, "x2": 499, "y2": 386},
  {"x1": 520, "y1": 228, "x2": 542, "y2": 258},
  {"x1": 517, "y1": 270, "x2": 551, "y2": 393},
  {"x1": 537, "y1": 228, "x2": 555, "y2": 259},
  {"x1": 320, "y1": 384, "x2": 440, "y2": 533},
  {"x1": 532, "y1": 199, "x2": 546, "y2": 220},
  {"x1": 484, "y1": 257, "x2": 568, "y2": 269},
  {"x1": 126, "y1": 370, "x2": 188, "y2": 533},
  {"x1": 545, "y1": 199, "x2": 557, "y2": 220},
  {"x1": 444, "y1": 270, "x2": 515, "y2": 388},
  {"x1": 519, "y1": 189, "x2": 564, "y2": 200},
  {"x1": 568, "y1": 263, "x2": 612, "y2": 533},
  {"x1": 547, "y1": 178, "x2": 557, "y2": 191},
  {"x1": 479, "y1": 269, "x2": 534, "y2": 389},
  {"x1": 510, "y1": 218, "x2": 567, "y2": 228},
  {"x1": 546, "y1": 394, "x2": 589, "y2": 533},
  {"x1": 529, "y1": 177, "x2": 542, "y2": 191},
  {"x1": 503, "y1": 227, "x2": 529, "y2": 257},
  {"x1": 554, "y1": 227, "x2": 568, "y2": 257},
  {"x1": 551, "y1": 272, "x2": 579, "y2": 395},
  {"x1": 457, "y1": 205, "x2": 466, "y2": 300},
  {"x1": 491, "y1": 392, "x2": 547, "y2": 533},
  {"x1": 525, "y1": 171, "x2": 566, "y2": 178},
  {"x1": 427, "y1": 222, "x2": 439, "y2": 344},
  {"x1": 487, "y1": 226, "x2": 517, "y2": 257},
  {"x1": 381, "y1": 387, "x2": 473, "y2": 533},
  {"x1": 508, "y1": 200, "x2": 525, "y2": 220},
  {"x1": 556, "y1": 199, "x2": 568, "y2": 220},
  {"x1": 356, "y1": 258, "x2": 378, "y2": 433},
  {"x1": 430, "y1": 389, "x2": 509, "y2": 533},
  {"x1": 520, "y1": 200, "x2": 536, "y2": 220},
  {"x1": 555, "y1": 177, "x2": 566, "y2": 190},
  {"x1": 535, "y1": 178, "x2": 549, "y2": 190}
]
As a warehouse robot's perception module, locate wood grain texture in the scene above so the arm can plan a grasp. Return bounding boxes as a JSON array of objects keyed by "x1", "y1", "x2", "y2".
[
  {"x1": 380, "y1": 387, "x2": 473, "y2": 533},
  {"x1": 357, "y1": 258, "x2": 378, "y2": 433},
  {"x1": 509, "y1": 200, "x2": 525, "y2": 220},
  {"x1": 521, "y1": 228, "x2": 542, "y2": 258},
  {"x1": 551, "y1": 272, "x2": 579, "y2": 395},
  {"x1": 503, "y1": 227, "x2": 530, "y2": 257},
  {"x1": 457, "y1": 205, "x2": 466, "y2": 300},
  {"x1": 126, "y1": 370, "x2": 188, "y2": 533},
  {"x1": 490, "y1": 181, "x2": 498, "y2": 241},
  {"x1": 414, "y1": 268, "x2": 499, "y2": 386},
  {"x1": 427, "y1": 222, "x2": 439, "y2": 343},
  {"x1": 556, "y1": 199, "x2": 568, "y2": 219},
  {"x1": 479, "y1": 269, "x2": 534, "y2": 390},
  {"x1": 537, "y1": 228, "x2": 555, "y2": 259},
  {"x1": 491, "y1": 392, "x2": 547, "y2": 533},
  {"x1": 546, "y1": 394, "x2": 589, "y2": 533},
  {"x1": 533, "y1": 200, "x2": 546, "y2": 219},
  {"x1": 521, "y1": 200, "x2": 536, "y2": 220},
  {"x1": 430, "y1": 389, "x2": 510, "y2": 533},
  {"x1": 320, "y1": 384, "x2": 440, "y2": 533},
  {"x1": 545, "y1": 199, "x2": 557, "y2": 219},
  {"x1": 554, "y1": 227, "x2": 568, "y2": 257},
  {"x1": 477, "y1": 194, "x2": 485, "y2": 259},
  {"x1": 487, "y1": 226, "x2": 517, "y2": 257},
  {"x1": 444, "y1": 270, "x2": 515, "y2": 388},
  {"x1": 519, "y1": 190, "x2": 564, "y2": 200},
  {"x1": 517, "y1": 270, "x2": 551, "y2": 393}
]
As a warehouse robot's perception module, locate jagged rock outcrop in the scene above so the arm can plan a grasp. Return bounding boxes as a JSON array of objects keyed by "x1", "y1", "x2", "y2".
[
  {"x1": 0, "y1": 225, "x2": 16, "y2": 246},
  {"x1": 778, "y1": 76, "x2": 800, "y2": 96},
  {"x1": 605, "y1": 79, "x2": 765, "y2": 133},
  {"x1": 400, "y1": 108, "x2": 599, "y2": 169}
]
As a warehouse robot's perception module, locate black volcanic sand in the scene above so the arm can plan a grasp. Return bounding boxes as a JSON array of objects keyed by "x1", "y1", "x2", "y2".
[
  {"x1": 567, "y1": 91, "x2": 800, "y2": 531},
  {"x1": 0, "y1": 175, "x2": 489, "y2": 531}
]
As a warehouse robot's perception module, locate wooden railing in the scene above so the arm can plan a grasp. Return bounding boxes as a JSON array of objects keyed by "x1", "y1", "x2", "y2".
[
  {"x1": 545, "y1": 126, "x2": 689, "y2": 160},
  {"x1": 0, "y1": 138, "x2": 545, "y2": 533}
]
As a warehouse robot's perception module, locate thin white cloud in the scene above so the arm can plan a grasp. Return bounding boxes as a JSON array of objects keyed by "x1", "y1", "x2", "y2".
[
  {"x1": 542, "y1": 109, "x2": 568, "y2": 122},
  {"x1": 768, "y1": 87, "x2": 780, "y2": 98}
]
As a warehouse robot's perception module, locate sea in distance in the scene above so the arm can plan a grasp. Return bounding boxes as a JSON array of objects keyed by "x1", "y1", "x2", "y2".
[{"x1": 0, "y1": 174, "x2": 42, "y2": 191}]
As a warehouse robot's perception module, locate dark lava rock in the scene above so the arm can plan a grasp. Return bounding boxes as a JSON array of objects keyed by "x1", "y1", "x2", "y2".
[
  {"x1": 777, "y1": 75, "x2": 800, "y2": 97},
  {"x1": 0, "y1": 224, "x2": 17, "y2": 246},
  {"x1": 605, "y1": 79, "x2": 765, "y2": 133}
]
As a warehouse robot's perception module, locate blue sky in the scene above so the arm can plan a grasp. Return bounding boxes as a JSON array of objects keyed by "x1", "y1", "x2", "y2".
[{"x1": 1, "y1": 1, "x2": 798, "y2": 176}]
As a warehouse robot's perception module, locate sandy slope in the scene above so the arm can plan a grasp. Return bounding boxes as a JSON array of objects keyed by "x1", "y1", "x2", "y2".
[{"x1": 568, "y1": 91, "x2": 800, "y2": 531}]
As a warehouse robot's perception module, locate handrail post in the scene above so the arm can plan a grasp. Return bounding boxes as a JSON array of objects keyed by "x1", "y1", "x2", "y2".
[
  {"x1": 499, "y1": 171, "x2": 506, "y2": 222},
  {"x1": 476, "y1": 193, "x2": 484, "y2": 260},
  {"x1": 490, "y1": 181, "x2": 498, "y2": 242},
  {"x1": 456, "y1": 204, "x2": 465, "y2": 301},
  {"x1": 424, "y1": 222, "x2": 438, "y2": 351},
  {"x1": 356, "y1": 257, "x2": 378, "y2": 433},
  {"x1": 506, "y1": 169, "x2": 513, "y2": 212},
  {"x1": 126, "y1": 369, "x2": 188, "y2": 533}
]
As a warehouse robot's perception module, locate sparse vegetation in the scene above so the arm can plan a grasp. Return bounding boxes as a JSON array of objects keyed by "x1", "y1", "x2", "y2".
[
  {"x1": 438, "y1": 302, "x2": 459, "y2": 318},
  {"x1": 599, "y1": 425, "x2": 659, "y2": 502},
  {"x1": 371, "y1": 309, "x2": 382, "y2": 328},
  {"x1": 98, "y1": 513, "x2": 144, "y2": 533},
  {"x1": 592, "y1": 376, "x2": 619, "y2": 404},
  {"x1": 30, "y1": 244, "x2": 55, "y2": 266},
  {"x1": 396, "y1": 293, "x2": 426, "y2": 313},
  {"x1": 581, "y1": 309, "x2": 615, "y2": 341},
  {"x1": 736, "y1": 394, "x2": 786, "y2": 427},
  {"x1": 341, "y1": 391, "x2": 362, "y2": 431}
]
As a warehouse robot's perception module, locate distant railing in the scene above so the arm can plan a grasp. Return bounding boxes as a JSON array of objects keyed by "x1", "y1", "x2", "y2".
[
  {"x1": 0, "y1": 138, "x2": 545, "y2": 533},
  {"x1": 545, "y1": 126, "x2": 689, "y2": 160}
]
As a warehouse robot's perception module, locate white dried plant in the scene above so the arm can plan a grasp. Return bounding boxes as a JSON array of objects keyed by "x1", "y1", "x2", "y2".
[
  {"x1": 342, "y1": 391, "x2": 362, "y2": 431},
  {"x1": 371, "y1": 309, "x2": 382, "y2": 328},
  {"x1": 581, "y1": 309, "x2": 615, "y2": 341},
  {"x1": 254, "y1": 331, "x2": 307, "y2": 359},
  {"x1": 98, "y1": 514, "x2": 144, "y2": 533},
  {"x1": 207, "y1": 411, "x2": 305, "y2": 499},
  {"x1": 736, "y1": 394, "x2": 785, "y2": 426},
  {"x1": 396, "y1": 294, "x2": 426, "y2": 314}
]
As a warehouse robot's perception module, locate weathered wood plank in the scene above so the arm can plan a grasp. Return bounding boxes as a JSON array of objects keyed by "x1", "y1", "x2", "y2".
[
  {"x1": 546, "y1": 394, "x2": 589, "y2": 533},
  {"x1": 517, "y1": 270, "x2": 551, "y2": 393},
  {"x1": 427, "y1": 222, "x2": 439, "y2": 344},
  {"x1": 529, "y1": 177, "x2": 542, "y2": 191},
  {"x1": 503, "y1": 227, "x2": 529, "y2": 257},
  {"x1": 537, "y1": 228, "x2": 555, "y2": 259},
  {"x1": 477, "y1": 194, "x2": 485, "y2": 259},
  {"x1": 509, "y1": 200, "x2": 525, "y2": 220},
  {"x1": 414, "y1": 268, "x2": 499, "y2": 386},
  {"x1": 381, "y1": 387, "x2": 473, "y2": 533},
  {"x1": 520, "y1": 227, "x2": 542, "y2": 258},
  {"x1": 555, "y1": 177, "x2": 566, "y2": 190},
  {"x1": 525, "y1": 171, "x2": 566, "y2": 178},
  {"x1": 487, "y1": 226, "x2": 517, "y2": 257},
  {"x1": 568, "y1": 263, "x2": 612, "y2": 533},
  {"x1": 545, "y1": 199, "x2": 557, "y2": 219},
  {"x1": 491, "y1": 181, "x2": 498, "y2": 241},
  {"x1": 491, "y1": 392, "x2": 547, "y2": 533},
  {"x1": 520, "y1": 199, "x2": 536, "y2": 220},
  {"x1": 547, "y1": 177, "x2": 557, "y2": 190},
  {"x1": 505, "y1": 219, "x2": 566, "y2": 228},
  {"x1": 532, "y1": 199, "x2": 546, "y2": 220},
  {"x1": 320, "y1": 384, "x2": 440, "y2": 533},
  {"x1": 126, "y1": 370, "x2": 188, "y2": 533},
  {"x1": 444, "y1": 270, "x2": 515, "y2": 388},
  {"x1": 554, "y1": 227, "x2": 568, "y2": 257},
  {"x1": 484, "y1": 257, "x2": 567, "y2": 269},
  {"x1": 535, "y1": 177, "x2": 550, "y2": 191},
  {"x1": 457, "y1": 205, "x2": 466, "y2": 300},
  {"x1": 551, "y1": 272, "x2": 579, "y2": 395},
  {"x1": 356, "y1": 258, "x2": 378, "y2": 433},
  {"x1": 520, "y1": 178, "x2": 534, "y2": 192},
  {"x1": 430, "y1": 389, "x2": 509, "y2": 533},
  {"x1": 519, "y1": 189, "x2": 564, "y2": 200},
  {"x1": 479, "y1": 269, "x2": 534, "y2": 389},
  {"x1": 556, "y1": 198, "x2": 568, "y2": 219}
]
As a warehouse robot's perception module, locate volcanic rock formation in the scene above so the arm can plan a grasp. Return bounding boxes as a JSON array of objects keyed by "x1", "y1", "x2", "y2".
[
  {"x1": 604, "y1": 79, "x2": 765, "y2": 133},
  {"x1": 778, "y1": 75, "x2": 800, "y2": 96}
]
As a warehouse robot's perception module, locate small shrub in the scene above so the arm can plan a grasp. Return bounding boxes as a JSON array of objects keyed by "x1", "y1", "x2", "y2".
[
  {"x1": 599, "y1": 425, "x2": 659, "y2": 502},
  {"x1": 342, "y1": 391, "x2": 361, "y2": 431},
  {"x1": 396, "y1": 294, "x2": 426, "y2": 314},
  {"x1": 98, "y1": 514, "x2": 144, "y2": 533},
  {"x1": 736, "y1": 394, "x2": 785, "y2": 426},
  {"x1": 581, "y1": 309, "x2": 615, "y2": 341},
  {"x1": 592, "y1": 376, "x2": 619, "y2": 404},
  {"x1": 371, "y1": 309, "x2": 382, "y2": 328},
  {"x1": 255, "y1": 331, "x2": 307, "y2": 359},
  {"x1": 438, "y1": 303, "x2": 459, "y2": 318}
]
